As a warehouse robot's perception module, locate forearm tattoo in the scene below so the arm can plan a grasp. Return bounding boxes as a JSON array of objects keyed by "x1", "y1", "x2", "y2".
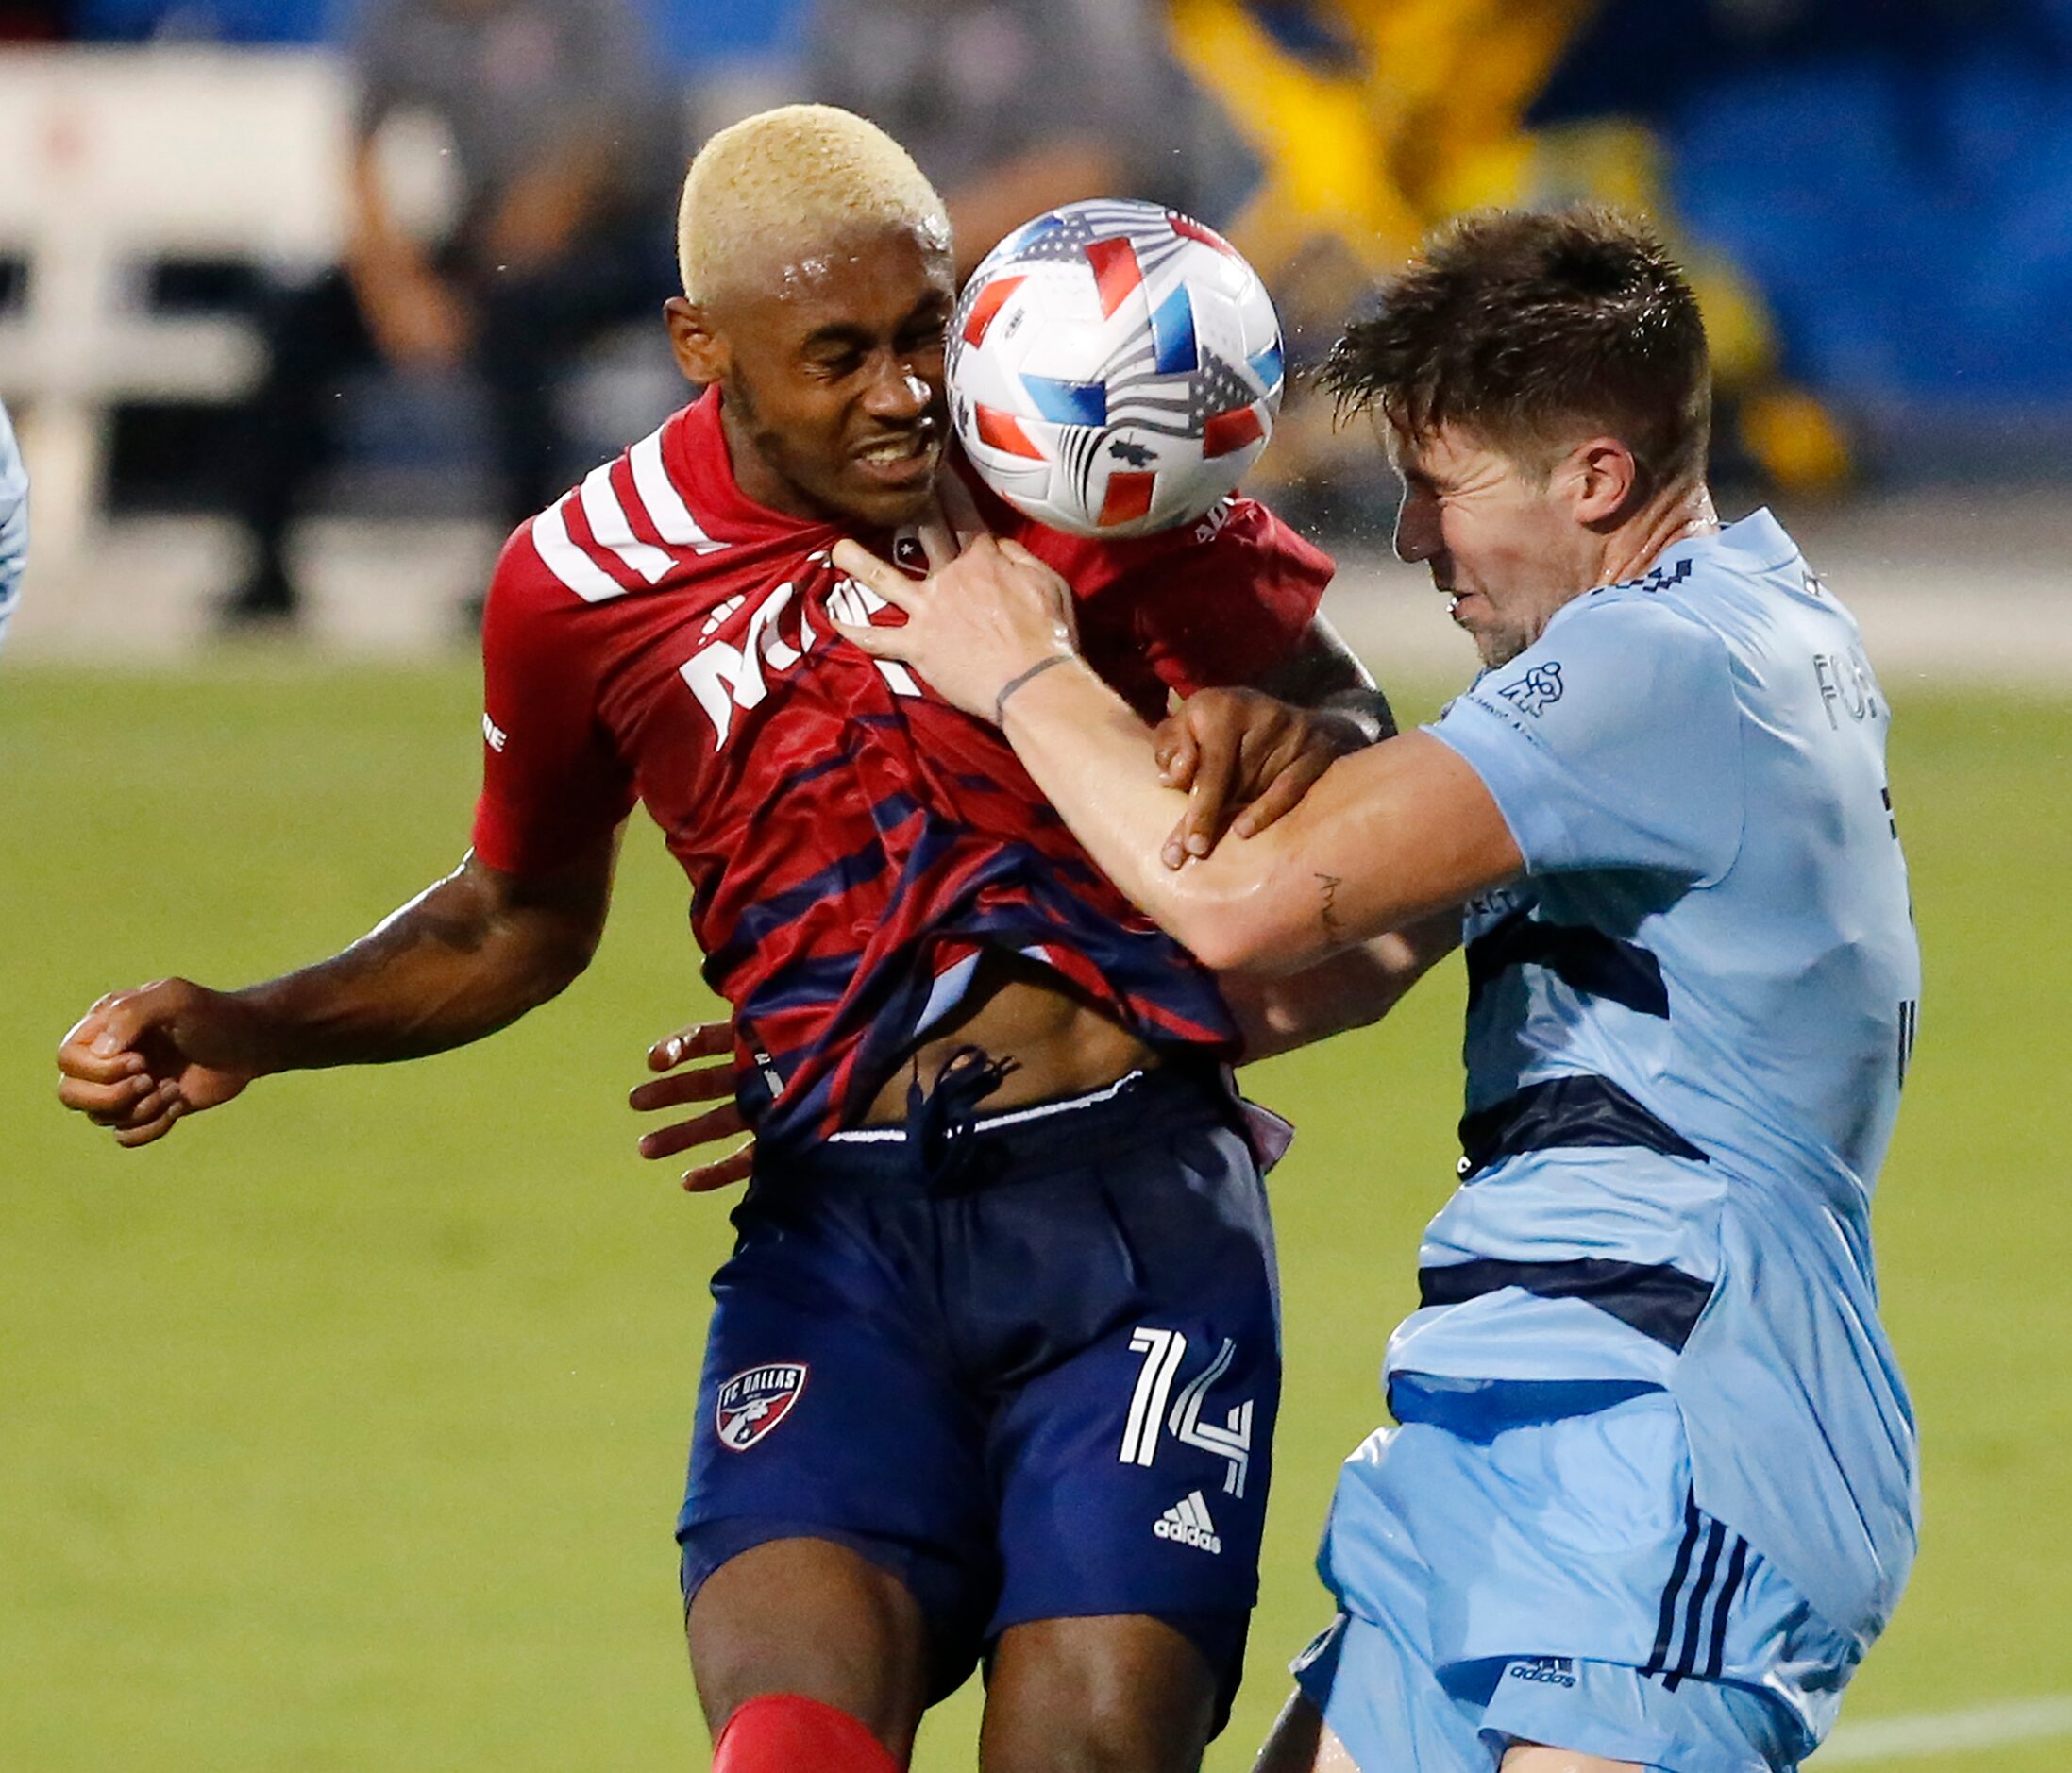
[{"x1": 1316, "y1": 870, "x2": 1346, "y2": 940}]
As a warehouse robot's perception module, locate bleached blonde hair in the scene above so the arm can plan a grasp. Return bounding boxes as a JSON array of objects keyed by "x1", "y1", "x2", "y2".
[{"x1": 678, "y1": 104, "x2": 952, "y2": 303}]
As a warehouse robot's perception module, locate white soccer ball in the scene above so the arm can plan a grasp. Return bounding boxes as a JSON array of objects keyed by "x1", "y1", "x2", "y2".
[{"x1": 947, "y1": 198, "x2": 1285, "y2": 539}]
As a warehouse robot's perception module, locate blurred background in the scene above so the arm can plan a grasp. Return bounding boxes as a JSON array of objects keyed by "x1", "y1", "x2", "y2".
[
  {"x1": 3, "y1": 3, "x2": 2069, "y2": 1769},
  {"x1": 3, "y1": 0, "x2": 2071, "y2": 657}
]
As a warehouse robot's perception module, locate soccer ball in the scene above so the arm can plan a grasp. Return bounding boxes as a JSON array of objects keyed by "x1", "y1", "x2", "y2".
[{"x1": 947, "y1": 198, "x2": 1285, "y2": 539}]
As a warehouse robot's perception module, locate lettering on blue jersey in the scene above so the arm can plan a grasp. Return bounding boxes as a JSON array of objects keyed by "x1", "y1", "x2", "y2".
[
  {"x1": 1812, "y1": 646, "x2": 1884, "y2": 728},
  {"x1": 1495, "y1": 660, "x2": 1565, "y2": 717}
]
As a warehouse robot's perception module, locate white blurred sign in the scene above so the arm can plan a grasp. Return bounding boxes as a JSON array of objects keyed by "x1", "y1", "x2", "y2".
[{"x1": 0, "y1": 48, "x2": 350, "y2": 559}]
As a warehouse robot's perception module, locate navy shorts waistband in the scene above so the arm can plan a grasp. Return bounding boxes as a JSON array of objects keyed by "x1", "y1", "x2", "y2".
[{"x1": 755, "y1": 1059, "x2": 1238, "y2": 1193}]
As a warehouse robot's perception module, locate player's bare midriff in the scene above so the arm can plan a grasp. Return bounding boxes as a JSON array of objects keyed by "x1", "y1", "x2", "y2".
[{"x1": 859, "y1": 946, "x2": 1162, "y2": 1124}]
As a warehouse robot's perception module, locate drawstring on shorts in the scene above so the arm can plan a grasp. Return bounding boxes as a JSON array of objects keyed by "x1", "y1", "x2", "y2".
[{"x1": 907, "y1": 1046, "x2": 1019, "y2": 1193}]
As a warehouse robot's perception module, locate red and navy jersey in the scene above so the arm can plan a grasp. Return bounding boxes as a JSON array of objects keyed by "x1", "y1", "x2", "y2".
[{"x1": 473, "y1": 387, "x2": 1331, "y2": 1144}]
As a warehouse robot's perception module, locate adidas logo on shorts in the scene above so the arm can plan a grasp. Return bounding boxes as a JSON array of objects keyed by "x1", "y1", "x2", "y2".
[
  {"x1": 1154, "y1": 1491, "x2": 1222, "y2": 1555},
  {"x1": 1506, "y1": 1656, "x2": 1578, "y2": 1688}
]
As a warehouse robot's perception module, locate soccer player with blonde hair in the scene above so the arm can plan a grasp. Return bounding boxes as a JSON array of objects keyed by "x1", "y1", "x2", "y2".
[{"x1": 59, "y1": 104, "x2": 1395, "y2": 1771}]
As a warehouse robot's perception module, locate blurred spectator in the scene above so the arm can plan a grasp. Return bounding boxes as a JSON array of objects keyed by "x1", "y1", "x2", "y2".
[
  {"x1": 1171, "y1": 0, "x2": 1856, "y2": 507},
  {"x1": 802, "y1": 0, "x2": 1257, "y2": 278},
  {"x1": 0, "y1": 396, "x2": 25, "y2": 650},
  {"x1": 223, "y1": 0, "x2": 682, "y2": 627},
  {"x1": 1543, "y1": 0, "x2": 2072, "y2": 447}
]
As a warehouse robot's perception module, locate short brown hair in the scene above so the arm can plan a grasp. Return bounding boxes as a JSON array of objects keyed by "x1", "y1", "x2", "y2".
[{"x1": 1322, "y1": 204, "x2": 1711, "y2": 488}]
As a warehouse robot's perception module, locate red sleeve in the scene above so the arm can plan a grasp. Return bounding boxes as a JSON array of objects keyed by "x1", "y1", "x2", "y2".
[
  {"x1": 996, "y1": 485, "x2": 1335, "y2": 716},
  {"x1": 470, "y1": 524, "x2": 637, "y2": 874},
  {"x1": 1106, "y1": 497, "x2": 1335, "y2": 698}
]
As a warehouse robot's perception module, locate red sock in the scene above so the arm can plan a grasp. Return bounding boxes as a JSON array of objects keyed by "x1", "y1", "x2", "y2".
[{"x1": 712, "y1": 1695, "x2": 901, "y2": 1773}]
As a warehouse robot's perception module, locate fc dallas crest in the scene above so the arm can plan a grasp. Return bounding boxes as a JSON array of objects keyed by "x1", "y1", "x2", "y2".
[
  {"x1": 890, "y1": 530, "x2": 929, "y2": 576},
  {"x1": 716, "y1": 1362, "x2": 808, "y2": 1451}
]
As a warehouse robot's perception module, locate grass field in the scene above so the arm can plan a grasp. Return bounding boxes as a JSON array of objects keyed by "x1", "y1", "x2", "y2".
[{"x1": 5, "y1": 659, "x2": 2068, "y2": 1770}]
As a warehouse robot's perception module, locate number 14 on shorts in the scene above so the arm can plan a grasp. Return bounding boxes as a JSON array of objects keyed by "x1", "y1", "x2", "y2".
[{"x1": 1119, "y1": 1326, "x2": 1255, "y2": 1498}]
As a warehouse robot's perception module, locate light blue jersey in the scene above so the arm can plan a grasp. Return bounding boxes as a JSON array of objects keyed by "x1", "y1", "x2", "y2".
[
  {"x1": 1414, "y1": 509, "x2": 1919, "y2": 1645},
  {"x1": 1299, "y1": 512, "x2": 1919, "y2": 1771},
  {"x1": 0, "y1": 397, "x2": 25, "y2": 651}
]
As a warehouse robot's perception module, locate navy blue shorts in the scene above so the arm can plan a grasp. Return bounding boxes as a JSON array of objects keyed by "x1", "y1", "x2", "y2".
[{"x1": 676, "y1": 1062, "x2": 1282, "y2": 1711}]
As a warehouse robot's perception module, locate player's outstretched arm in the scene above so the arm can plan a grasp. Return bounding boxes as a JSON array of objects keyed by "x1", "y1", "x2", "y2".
[
  {"x1": 1028, "y1": 678, "x2": 1511, "y2": 974},
  {"x1": 829, "y1": 533, "x2": 1521, "y2": 975},
  {"x1": 57, "y1": 835, "x2": 619, "y2": 1149},
  {"x1": 1146, "y1": 688, "x2": 1457, "y2": 1049}
]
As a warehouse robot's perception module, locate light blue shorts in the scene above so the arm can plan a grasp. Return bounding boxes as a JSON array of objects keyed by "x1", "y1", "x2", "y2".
[{"x1": 1292, "y1": 1382, "x2": 1861, "y2": 1772}]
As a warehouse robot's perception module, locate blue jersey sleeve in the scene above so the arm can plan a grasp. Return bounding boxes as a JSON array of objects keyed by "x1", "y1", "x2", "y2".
[{"x1": 1427, "y1": 596, "x2": 1745, "y2": 883}]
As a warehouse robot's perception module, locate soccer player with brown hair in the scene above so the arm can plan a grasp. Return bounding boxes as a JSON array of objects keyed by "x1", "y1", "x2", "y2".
[{"x1": 834, "y1": 204, "x2": 1920, "y2": 1773}]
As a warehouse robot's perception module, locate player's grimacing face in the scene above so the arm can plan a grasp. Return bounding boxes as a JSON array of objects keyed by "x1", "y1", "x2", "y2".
[
  {"x1": 678, "y1": 222, "x2": 955, "y2": 531},
  {"x1": 1385, "y1": 418, "x2": 1599, "y2": 668}
]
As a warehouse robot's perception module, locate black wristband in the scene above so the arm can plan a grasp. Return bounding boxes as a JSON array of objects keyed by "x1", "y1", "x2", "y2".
[{"x1": 993, "y1": 653, "x2": 1073, "y2": 726}]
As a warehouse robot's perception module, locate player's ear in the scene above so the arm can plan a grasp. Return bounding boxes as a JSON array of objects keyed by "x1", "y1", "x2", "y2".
[
  {"x1": 665, "y1": 297, "x2": 729, "y2": 387},
  {"x1": 1567, "y1": 435, "x2": 1641, "y2": 528}
]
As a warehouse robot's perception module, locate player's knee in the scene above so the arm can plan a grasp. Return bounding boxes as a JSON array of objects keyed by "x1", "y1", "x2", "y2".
[
  {"x1": 987, "y1": 1699, "x2": 1195, "y2": 1773},
  {"x1": 1074, "y1": 1701, "x2": 1204, "y2": 1773},
  {"x1": 983, "y1": 1619, "x2": 1217, "y2": 1773},
  {"x1": 686, "y1": 1537, "x2": 929, "y2": 1756}
]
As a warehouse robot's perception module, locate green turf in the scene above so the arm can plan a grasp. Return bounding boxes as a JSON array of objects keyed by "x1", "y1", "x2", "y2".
[{"x1": 3, "y1": 661, "x2": 2067, "y2": 1769}]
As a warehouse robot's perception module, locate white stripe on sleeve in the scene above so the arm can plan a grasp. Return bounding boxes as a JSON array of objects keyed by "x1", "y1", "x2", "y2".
[
  {"x1": 580, "y1": 464, "x2": 672, "y2": 583},
  {"x1": 630, "y1": 427, "x2": 726, "y2": 553},
  {"x1": 531, "y1": 498, "x2": 629, "y2": 603}
]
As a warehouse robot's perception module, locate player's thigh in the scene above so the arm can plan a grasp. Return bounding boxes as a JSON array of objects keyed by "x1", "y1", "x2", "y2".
[
  {"x1": 687, "y1": 1534, "x2": 930, "y2": 1759},
  {"x1": 986, "y1": 1113, "x2": 1282, "y2": 1628},
  {"x1": 1500, "y1": 1748, "x2": 1642, "y2": 1773},
  {"x1": 980, "y1": 1613, "x2": 1218, "y2": 1773},
  {"x1": 1253, "y1": 1691, "x2": 1362, "y2": 1773},
  {"x1": 678, "y1": 1186, "x2": 991, "y2": 1742}
]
